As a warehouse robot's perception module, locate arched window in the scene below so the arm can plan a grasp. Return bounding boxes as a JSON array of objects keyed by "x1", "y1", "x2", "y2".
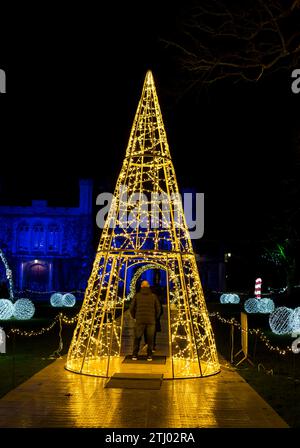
[
  {"x1": 47, "y1": 224, "x2": 60, "y2": 252},
  {"x1": 17, "y1": 222, "x2": 30, "y2": 252},
  {"x1": 31, "y1": 223, "x2": 45, "y2": 252}
]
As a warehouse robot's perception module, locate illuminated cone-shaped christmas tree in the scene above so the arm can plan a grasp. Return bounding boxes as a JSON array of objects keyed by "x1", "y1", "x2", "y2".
[{"x1": 66, "y1": 71, "x2": 220, "y2": 378}]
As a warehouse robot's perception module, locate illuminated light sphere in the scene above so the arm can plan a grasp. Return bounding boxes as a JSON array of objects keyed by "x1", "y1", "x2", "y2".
[
  {"x1": 62, "y1": 293, "x2": 76, "y2": 307},
  {"x1": 269, "y1": 307, "x2": 294, "y2": 335},
  {"x1": 220, "y1": 294, "x2": 228, "y2": 304},
  {"x1": 0, "y1": 299, "x2": 14, "y2": 320},
  {"x1": 257, "y1": 298, "x2": 275, "y2": 314},
  {"x1": 290, "y1": 307, "x2": 300, "y2": 334},
  {"x1": 13, "y1": 299, "x2": 35, "y2": 320},
  {"x1": 50, "y1": 293, "x2": 63, "y2": 307},
  {"x1": 244, "y1": 298, "x2": 259, "y2": 313},
  {"x1": 220, "y1": 293, "x2": 240, "y2": 304},
  {"x1": 291, "y1": 336, "x2": 300, "y2": 354}
]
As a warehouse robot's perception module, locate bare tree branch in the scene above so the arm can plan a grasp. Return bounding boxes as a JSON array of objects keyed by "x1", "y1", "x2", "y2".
[{"x1": 161, "y1": 0, "x2": 300, "y2": 86}]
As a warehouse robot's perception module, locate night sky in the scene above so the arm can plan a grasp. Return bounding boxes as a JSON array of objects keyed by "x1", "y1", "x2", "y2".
[{"x1": 0, "y1": 1, "x2": 299, "y2": 245}]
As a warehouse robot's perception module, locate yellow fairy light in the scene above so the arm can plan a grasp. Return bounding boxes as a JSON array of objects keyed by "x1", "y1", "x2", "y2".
[
  {"x1": 209, "y1": 312, "x2": 293, "y2": 356},
  {"x1": 6, "y1": 313, "x2": 78, "y2": 338},
  {"x1": 66, "y1": 71, "x2": 220, "y2": 378}
]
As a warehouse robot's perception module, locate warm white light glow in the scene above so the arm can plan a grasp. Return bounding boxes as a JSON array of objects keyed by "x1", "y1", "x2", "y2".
[{"x1": 66, "y1": 71, "x2": 220, "y2": 379}]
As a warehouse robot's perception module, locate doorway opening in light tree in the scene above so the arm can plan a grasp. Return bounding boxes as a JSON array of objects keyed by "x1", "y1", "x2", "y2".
[
  {"x1": 66, "y1": 71, "x2": 220, "y2": 379},
  {"x1": 126, "y1": 262, "x2": 167, "y2": 302}
]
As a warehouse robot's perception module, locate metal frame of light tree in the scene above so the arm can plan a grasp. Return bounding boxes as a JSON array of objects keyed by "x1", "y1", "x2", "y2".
[{"x1": 66, "y1": 71, "x2": 220, "y2": 379}]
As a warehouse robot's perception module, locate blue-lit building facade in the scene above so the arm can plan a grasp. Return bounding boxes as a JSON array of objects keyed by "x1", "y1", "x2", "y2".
[
  {"x1": 0, "y1": 179, "x2": 94, "y2": 296},
  {"x1": 0, "y1": 177, "x2": 226, "y2": 301}
]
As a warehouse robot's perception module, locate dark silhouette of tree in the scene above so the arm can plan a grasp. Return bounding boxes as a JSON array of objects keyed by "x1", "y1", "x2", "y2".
[
  {"x1": 262, "y1": 129, "x2": 300, "y2": 296},
  {"x1": 162, "y1": 0, "x2": 300, "y2": 86}
]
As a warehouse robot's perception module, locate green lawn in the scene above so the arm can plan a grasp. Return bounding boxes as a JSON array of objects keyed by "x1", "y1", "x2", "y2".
[{"x1": 0, "y1": 304, "x2": 78, "y2": 398}]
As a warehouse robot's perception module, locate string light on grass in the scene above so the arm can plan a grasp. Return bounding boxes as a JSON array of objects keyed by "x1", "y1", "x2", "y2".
[
  {"x1": 7, "y1": 312, "x2": 79, "y2": 338},
  {"x1": 13, "y1": 299, "x2": 35, "y2": 320},
  {"x1": 269, "y1": 307, "x2": 294, "y2": 335},
  {"x1": 0, "y1": 299, "x2": 14, "y2": 320},
  {"x1": 50, "y1": 293, "x2": 63, "y2": 307},
  {"x1": 6, "y1": 307, "x2": 295, "y2": 359},
  {"x1": 220, "y1": 293, "x2": 240, "y2": 304},
  {"x1": 209, "y1": 311, "x2": 292, "y2": 356},
  {"x1": 62, "y1": 293, "x2": 76, "y2": 307}
]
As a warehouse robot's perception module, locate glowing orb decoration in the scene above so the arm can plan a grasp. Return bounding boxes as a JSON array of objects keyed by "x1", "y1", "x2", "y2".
[
  {"x1": 291, "y1": 336, "x2": 300, "y2": 354},
  {"x1": 50, "y1": 293, "x2": 63, "y2": 307},
  {"x1": 269, "y1": 307, "x2": 294, "y2": 335},
  {"x1": 220, "y1": 294, "x2": 228, "y2": 304},
  {"x1": 244, "y1": 298, "x2": 259, "y2": 313},
  {"x1": 62, "y1": 293, "x2": 76, "y2": 307},
  {"x1": 257, "y1": 298, "x2": 275, "y2": 314},
  {"x1": 290, "y1": 307, "x2": 300, "y2": 334},
  {"x1": 220, "y1": 293, "x2": 240, "y2": 304},
  {"x1": 13, "y1": 299, "x2": 35, "y2": 320},
  {"x1": 0, "y1": 299, "x2": 14, "y2": 320}
]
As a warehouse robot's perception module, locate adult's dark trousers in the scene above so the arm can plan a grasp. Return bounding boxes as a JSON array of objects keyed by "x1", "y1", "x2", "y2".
[
  {"x1": 133, "y1": 323, "x2": 155, "y2": 357},
  {"x1": 144, "y1": 327, "x2": 158, "y2": 348},
  {"x1": 144, "y1": 318, "x2": 160, "y2": 348}
]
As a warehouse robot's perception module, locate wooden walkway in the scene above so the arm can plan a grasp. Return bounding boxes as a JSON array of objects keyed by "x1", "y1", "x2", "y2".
[
  {"x1": 0, "y1": 356, "x2": 288, "y2": 428},
  {"x1": 0, "y1": 308, "x2": 288, "y2": 428}
]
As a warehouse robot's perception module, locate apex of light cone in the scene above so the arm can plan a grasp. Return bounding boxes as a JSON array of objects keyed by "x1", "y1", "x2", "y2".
[{"x1": 145, "y1": 70, "x2": 154, "y2": 86}]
